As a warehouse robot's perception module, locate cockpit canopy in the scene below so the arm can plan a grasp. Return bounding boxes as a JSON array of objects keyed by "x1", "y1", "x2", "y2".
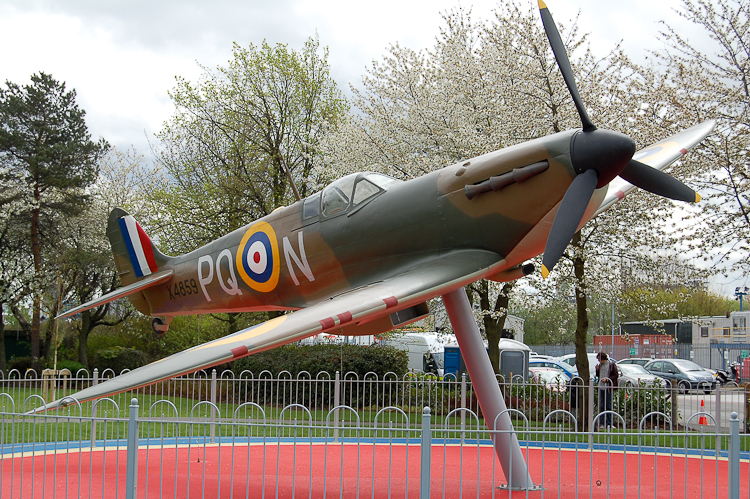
[{"x1": 304, "y1": 172, "x2": 401, "y2": 219}]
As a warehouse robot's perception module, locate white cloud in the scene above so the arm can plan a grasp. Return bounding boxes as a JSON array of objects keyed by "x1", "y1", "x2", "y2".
[
  {"x1": 0, "y1": 0, "x2": 694, "y2": 156},
  {"x1": 0, "y1": 1, "x2": 738, "y2": 294}
]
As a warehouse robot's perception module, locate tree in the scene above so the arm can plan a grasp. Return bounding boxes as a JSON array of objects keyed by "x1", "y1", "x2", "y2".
[
  {"x1": 154, "y1": 36, "x2": 347, "y2": 335},
  {"x1": 61, "y1": 147, "x2": 161, "y2": 367},
  {"x1": 0, "y1": 190, "x2": 32, "y2": 372},
  {"x1": 155, "y1": 35, "x2": 348, "y2": 255},
  {"x1": 511, "y1": 291, "x2": 576, "y2": 345},
  {"x1": 55, "y1": 210, "x2": 130, "y2": 368},
  {"x1": 95, "y1": 147, "x2": 165, "y2": 231},
  {"x1": 0, "y1": 72, "x2": 108, "y2": 371},
  {"x1": 655, "y1": 0, "x2": 750, "y2": 278},
  {"x1": 320, "y1": 3, "x2": 687, "y2": 386}
]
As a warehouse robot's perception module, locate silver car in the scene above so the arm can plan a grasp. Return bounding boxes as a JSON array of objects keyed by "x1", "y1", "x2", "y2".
[
  {"x1": 617, "y1": 363, "x2": 664, "y2": 388},
  {"x1": 644, "y1": 359, "x2": 716, "y2": 393},
  {"x1": 617, "y1": 358, "x2": 652, "y2": 367}
]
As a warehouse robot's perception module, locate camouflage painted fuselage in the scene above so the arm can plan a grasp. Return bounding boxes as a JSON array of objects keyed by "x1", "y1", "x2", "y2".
[{"x1": 112, "y1": 130, "x2": 596, "y2": 318}]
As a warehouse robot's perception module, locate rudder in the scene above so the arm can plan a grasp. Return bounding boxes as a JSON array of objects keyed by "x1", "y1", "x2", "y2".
[{"x1": 107, "y1": 208, "x2": 172, "y2": 313}]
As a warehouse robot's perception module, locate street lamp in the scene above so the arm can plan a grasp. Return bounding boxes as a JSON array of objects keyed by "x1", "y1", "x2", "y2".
[{"x1": 735, "y1": 287, "x2": 748, "y2": 311}]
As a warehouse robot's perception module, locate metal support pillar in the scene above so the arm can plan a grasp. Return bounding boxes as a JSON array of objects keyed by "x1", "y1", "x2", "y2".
[
  {"x1": 125, "y1": 398, "x2": 139, "y2": 499},
  {"x1": 420, "y1": 407, "x2": 432, "y2": 499},
  {"x1": 442, "y1": 288, "x2": 534, "y2": 490}
]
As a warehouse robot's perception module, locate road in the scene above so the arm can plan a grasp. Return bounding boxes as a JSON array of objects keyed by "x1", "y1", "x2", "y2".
[{"x1": 676, "y1": 387, "x2": 746, "y2": 431}]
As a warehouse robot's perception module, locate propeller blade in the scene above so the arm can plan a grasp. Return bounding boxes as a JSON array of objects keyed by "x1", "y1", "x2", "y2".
[
  {"x1": 541, "y1": 169, "x2": 598, "y2": 278},
  {"x1": 538, "y1": 1, "x2": 596, "y2": 132},
  {"x1": 619, "y1": 160, "x2": 701, "y2": 203}
]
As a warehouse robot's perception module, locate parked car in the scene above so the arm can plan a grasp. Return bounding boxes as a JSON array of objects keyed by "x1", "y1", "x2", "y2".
[
  {"x1": 529, "y1": 353, "x2": 556, "y2": 360},
  {"x1": 555, "y1": 353, "x2": 599, "y2": 378},
  {"x1": 617, "y1": 358, "x2": 652, "y2": 367},
  {"x1": 529, "y1": 358, "x2": 575, "y2": 379},
  {"x1": 617, "y1": 363, "x2": 665, "y2": 387},
  {"x1": 644, "y1": 359, "x2": 716, "y2": 393},
  {"x1": 528, "y1": 367, "x2": 568, "y2": 391}
]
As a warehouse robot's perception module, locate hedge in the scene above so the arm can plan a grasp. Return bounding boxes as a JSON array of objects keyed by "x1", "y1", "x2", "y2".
[
  {"x1": 232, "y1": 343, "x2": 408, "y2": 379},
  {"x1": 91, "y1": 346, "x2": 149, "y2": 374}
]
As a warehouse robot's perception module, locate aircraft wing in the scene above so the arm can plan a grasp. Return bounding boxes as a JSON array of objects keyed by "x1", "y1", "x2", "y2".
[
  {"x1": 594, "y1": 119, "x2": 716, "y2": 216},
  {"x1": 56, "y1": 269, "x2": 174, "y2": 320},
  {"x1": 36, "y1": 249, "x2": 503, "y2": 412}
]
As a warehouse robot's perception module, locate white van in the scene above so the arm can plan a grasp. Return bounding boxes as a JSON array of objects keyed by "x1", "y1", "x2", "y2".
[
  {"x1": 382, "y1": 332, "x2": 446, "y2": 376},
  {"x1": 556, "y1": 353, "x2": 599, "y2": 378}
]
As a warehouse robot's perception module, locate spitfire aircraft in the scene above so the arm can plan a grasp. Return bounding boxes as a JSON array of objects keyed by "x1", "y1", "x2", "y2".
[{"x1": 46, "y1": 1, "x2": 714, "y2": 489}]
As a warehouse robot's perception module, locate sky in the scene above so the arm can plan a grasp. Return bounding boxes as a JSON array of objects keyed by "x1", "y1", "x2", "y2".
[
  {"x1": 0, "y1": 0, "x2": 739, "y2": 295},
  {"x1": 0, "y1": 0, "x2": 694, "y2": 156}
]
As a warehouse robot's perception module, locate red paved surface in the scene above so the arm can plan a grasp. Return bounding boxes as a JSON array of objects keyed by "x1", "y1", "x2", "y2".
[{"x1": 1, "y1": 443, "x2": 746, "y2": 498}]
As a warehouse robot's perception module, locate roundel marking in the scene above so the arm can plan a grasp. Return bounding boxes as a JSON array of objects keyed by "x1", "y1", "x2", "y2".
[
  {"x1": 236, "y1": 221, "x2": 280, "y2": 292},
  {"x1": 632, "y1": 141, "x2": 680, "y2": 166}
]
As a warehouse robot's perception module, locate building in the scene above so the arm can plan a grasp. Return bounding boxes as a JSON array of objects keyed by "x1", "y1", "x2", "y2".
[
  {"x1": 616, "y1": 311, "x2": 750, "y2": 370},
  {"x1": 593, "y1": 331, "x2": 675, "y2": 361},
  {"x1": 2, "y1": 324, "x2": 30, "y2": 363}
]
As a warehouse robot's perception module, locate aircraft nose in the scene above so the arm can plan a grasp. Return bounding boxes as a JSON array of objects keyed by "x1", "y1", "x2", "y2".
[{"x1": 570, "y1": 129, "x2": 636, "y2": 188}]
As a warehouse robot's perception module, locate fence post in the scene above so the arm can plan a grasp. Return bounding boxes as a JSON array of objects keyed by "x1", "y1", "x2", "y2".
[
  {"x1": 716, "y1": 385, "x2": 722, "y2": 456},
  {"x1": 420, "y1": 406, "x2": 432, "y2": 499},
  {"x1": 210, "y1": 369, "x2": 217, "y2": 444},
  {"x1": 90, "y1": 370, "x2": 99, "y2": 450},
  {"x1": 125, "y1": 397, "x2": 139, "y2": 499},
  {"x1": 333, "y1": 371, "x2": 340, "y2": 442},
  {"x1": 671, "y1": 383, "x2": 679, "y2": 429},
  {"x1": 728, "y1": 411, "x2": 740, "y2": 499},
  {"x1": 744, "y1": 385, "x2": 750, "y2": 434},
  {"x1": 460, "y1": 373, "x2": 466, "y2": 444},
  {"x1": 587, "y1": 377, "x2": 594, "y2": 449}
]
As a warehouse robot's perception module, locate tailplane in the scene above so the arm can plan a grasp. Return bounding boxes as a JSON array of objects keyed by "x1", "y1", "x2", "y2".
[{"x1": 56, "y1": 208, "x2": 175, "y2": 320}]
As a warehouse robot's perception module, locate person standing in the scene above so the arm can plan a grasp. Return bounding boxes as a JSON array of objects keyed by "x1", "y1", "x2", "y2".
[{"x1": 596, "y1": 352, "x2": 613, "y2": 429}]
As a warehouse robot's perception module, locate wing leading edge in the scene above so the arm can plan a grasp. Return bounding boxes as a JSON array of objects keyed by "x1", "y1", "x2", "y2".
[
  {"x1": 594, "y1": 119, "x2": 716, "y2": 216},
  {"x1": 36, "y1": 249, "x2": 505, "y2": 412}
]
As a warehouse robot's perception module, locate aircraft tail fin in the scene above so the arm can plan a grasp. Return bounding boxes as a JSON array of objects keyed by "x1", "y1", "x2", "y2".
[
  {"x1": 107, "y1": 208, "x2": 175, "y2": 315},
  {"x1": 107, "y1": 208, "x2": 172, "y2": 287},
  {"x1": 54, "y1": 209, "x2": 174, "y2": 320}
]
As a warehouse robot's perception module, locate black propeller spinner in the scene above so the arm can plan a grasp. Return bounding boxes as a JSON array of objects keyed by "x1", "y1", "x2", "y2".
[{"x1": 538, "y1": 0, "x2": 700, "y2": 278}]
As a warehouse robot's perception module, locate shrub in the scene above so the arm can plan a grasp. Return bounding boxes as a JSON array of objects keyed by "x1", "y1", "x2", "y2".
[
  {"x1": 229, "y1": 344, "x2": 408, "y2": 407},
  {"x1": 53, "y1": 359, "x2": 87, "y2": 375},
  {"x1": 5, "y1": 358, "x2": 85, "y2": 377},
  {"x1": 232, "y1": 344, "x2": 407, "y2": 379},
  {"x1": 7, "y1": 356, "x2": 35, "y2": 374},
  {"x1": 612, "y1": 380, "x2": 672, "y2": 428},
  {"x1": 92, "y1": 346, "x2": 148, "y2": 374}
]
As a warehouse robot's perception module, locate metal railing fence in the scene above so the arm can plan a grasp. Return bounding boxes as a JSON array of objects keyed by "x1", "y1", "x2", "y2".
[
  {"x1": 0, "y1": 368, "x2": 748, "y2": 434},
  {"x1": 0, "y1": 397, "x2": 747, "y2": 498}
]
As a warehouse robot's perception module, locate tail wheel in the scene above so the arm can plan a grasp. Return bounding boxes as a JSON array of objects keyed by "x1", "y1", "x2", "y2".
[{"x1": 152, "y1": 317, "x2": 168, "y2": 335}]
